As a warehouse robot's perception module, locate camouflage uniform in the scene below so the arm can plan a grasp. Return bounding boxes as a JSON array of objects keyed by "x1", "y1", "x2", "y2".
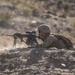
[
  {"x1": 35, "y1": 24, "x2": 66, "y2": 49},
  {"x1": 36, "y1": 34, "x2": 66, "y2": 49}
]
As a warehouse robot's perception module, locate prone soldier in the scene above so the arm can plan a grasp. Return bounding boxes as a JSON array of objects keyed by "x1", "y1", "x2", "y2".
[
  {"x1": 34, "y1": 24, "x2": 73, "y2": 49},
  {"x1": 4, "y1": 24, "x2": 73, "y2": 49}
]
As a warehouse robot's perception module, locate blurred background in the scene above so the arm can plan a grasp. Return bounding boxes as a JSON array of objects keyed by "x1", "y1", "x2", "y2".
[{"x1": 0, "y1": 0, "x2": 75, "y2": 50}]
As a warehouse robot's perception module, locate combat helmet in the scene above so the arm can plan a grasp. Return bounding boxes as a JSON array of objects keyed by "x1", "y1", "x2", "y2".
[{"x1": 38, "y1": 24, "x2": 51, "y2": 34}]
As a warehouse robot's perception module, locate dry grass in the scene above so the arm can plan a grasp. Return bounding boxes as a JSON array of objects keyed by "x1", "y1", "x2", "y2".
[
  {"x1": 0, "y1": 10, "x2": 12, "y2": 22},
  {"x1": 68, "y1": 17, "x2": 75, "y2": 26}
]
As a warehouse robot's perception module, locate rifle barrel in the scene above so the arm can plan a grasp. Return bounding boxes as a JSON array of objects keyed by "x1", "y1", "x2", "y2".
[
  {"x1": 6, "y1": 35, "x2": 13, "y2": 36},
  {"x1": 5, "y1": 33, "x2": 39, "y2": 38}
]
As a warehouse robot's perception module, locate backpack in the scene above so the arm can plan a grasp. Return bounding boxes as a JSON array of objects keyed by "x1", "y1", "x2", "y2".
[{"x1": 54, "y1": 35, "x2": 73, "y2": 49}]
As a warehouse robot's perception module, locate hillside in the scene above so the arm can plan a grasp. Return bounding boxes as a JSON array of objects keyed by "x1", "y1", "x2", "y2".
[
  {"x1": 0, "y1": 0, "x2": 75, "y2": 49},
  {"x1": 0, "y1": 48, "x2": 75, "y2": 75},
  {"x1": 0, "y1": 0, "x2": 75, "y2": 75}
]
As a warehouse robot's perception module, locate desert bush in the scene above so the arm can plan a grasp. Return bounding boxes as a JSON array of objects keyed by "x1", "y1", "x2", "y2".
[
  {"x1": 68, "y1": 11, "x2": 75, "y2": 17},
  {"x1": 32, "y1": 9, "x2": 40, "y2": 17},
  {"x1": 20, "y1": 0, "x2": 44, "y2": 17},
  {"x1": 63, "y1": 3, "x2": 70, "y2": 12},
  {"x1": 10, "y1": 0, "x2": 21, "y2": 5},
  {"x1": 22, "y1": 7, "x2": 32, "y2": 17},
  {"x1": 73, "y1": 22, "x2": 75, "y2": 27},
  {"x1": 0, "y1": 10, "x2": 11, "y2": 22}
]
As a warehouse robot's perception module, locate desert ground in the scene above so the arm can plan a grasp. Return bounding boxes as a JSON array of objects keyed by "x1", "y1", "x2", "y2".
[{"x1": 0, "y1": 0, "x2": 75, "y2": 75}]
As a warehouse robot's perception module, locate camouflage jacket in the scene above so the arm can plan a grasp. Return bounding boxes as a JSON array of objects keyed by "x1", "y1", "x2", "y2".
[{"x1": 35, "y1": 35, "x2": 66, "y2": 49}]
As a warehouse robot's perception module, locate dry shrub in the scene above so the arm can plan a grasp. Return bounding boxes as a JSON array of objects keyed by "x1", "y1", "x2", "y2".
[{"x1": 0, "y1": 9, "x2": 11, "y2": 22}]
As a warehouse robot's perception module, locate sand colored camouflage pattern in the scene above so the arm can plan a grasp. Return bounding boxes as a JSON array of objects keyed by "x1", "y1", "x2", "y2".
[
  {"x1": 35, "y1": 35, "x2": 66, "y2": 49},
  {"x1": 36, "y1": 24, "x2": 68, "y2": 49},
  {"x1": 38, "y1": 24, "x2": 51, "y2": 33}
]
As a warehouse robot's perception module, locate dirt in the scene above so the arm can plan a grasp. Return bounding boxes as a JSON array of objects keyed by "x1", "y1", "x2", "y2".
[{"x1": 0, "y1": 48, "x2": 75, "y2": 75}]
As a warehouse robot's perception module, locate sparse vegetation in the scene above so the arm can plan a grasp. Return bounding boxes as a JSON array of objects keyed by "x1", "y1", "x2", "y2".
[
  {"x1": 0, "y1": 1, "x2": 75, "y2": 75},
  {"x1": 0, "y1": 10, "x2": 11, "y2": 22},
  {"x1": 63, "y1": 2, "x2": 70, "y2": 12},
  {"x1": 72, "y1": 22, "x2": 75, "y2": 27},
  {"x1": 22, "y1": 7, "x2": 32, "y2": 17}
]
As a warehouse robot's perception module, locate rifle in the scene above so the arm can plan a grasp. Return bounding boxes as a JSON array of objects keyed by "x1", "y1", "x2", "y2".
[{"x1": 6, "y1": 31, "x2": 38, "y2": 46}]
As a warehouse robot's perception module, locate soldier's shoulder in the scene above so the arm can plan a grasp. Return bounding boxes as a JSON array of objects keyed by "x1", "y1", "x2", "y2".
[
  {"x1": 45, "y1": 34, "x2": 57, "y2": 41},
  {"x1": 48, "y1": 34, "x2": 56, "y2": 38}
]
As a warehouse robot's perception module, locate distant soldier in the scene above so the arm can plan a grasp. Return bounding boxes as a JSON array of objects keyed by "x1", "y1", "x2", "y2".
[{"x1": 34, "y1": 24, "x2": 73, "y2": 49}]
